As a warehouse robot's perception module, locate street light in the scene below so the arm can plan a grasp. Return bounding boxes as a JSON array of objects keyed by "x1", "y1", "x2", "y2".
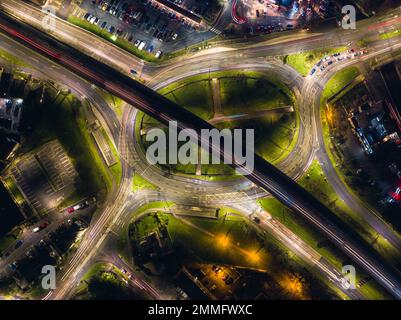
[
  {"x1": 217, "y1": 235, "x2": 229, "y2": 248},
  {"x1": 247, "y1": 251, "x2": 259, "y2": 262}
]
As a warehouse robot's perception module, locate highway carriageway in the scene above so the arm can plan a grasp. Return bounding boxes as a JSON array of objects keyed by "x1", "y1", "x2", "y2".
[{"x1": 1, "y1": 11, "x2": 401, "y2": 299}]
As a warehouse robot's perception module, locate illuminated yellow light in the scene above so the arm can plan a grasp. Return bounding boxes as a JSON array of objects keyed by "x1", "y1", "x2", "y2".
[
  {"x1": 247, "y1": 251, "x2": 260, "y2": 262},
  {"x1": 217, "y1": 235, "x2": 229, "y2": 248}
]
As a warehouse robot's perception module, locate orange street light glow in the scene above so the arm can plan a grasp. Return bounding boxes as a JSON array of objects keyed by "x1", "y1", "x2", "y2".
[
  {"x1": 217, "y1": 235, "x2": 229, "y2": 247},
  {"x1": 247, "y1": 251, "x2": 260, "y2": 262}
]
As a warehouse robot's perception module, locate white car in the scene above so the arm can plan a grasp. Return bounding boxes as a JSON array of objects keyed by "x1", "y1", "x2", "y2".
[
  {"x1": 89, "y1": 16, "x2": 97, "y2": 24},
  {"x1": 134, "y1": 39, "x2": 141, "y2": 47},
  {"x1": 172, "y1": 33, "x2": 178, "y2": 40},
  {"x1": 138, "y1": 41, "x2": 146, "y2": 51},
  {"x1": 155, "y1": 50, "x2": 162, "y2": 58}
]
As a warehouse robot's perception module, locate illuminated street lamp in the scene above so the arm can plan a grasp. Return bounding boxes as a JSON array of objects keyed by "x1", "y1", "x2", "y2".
[{"x1": 217, "y1": 235, "x2": 229, "y2": 247}]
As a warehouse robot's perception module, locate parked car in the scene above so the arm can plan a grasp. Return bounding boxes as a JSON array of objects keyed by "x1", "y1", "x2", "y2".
[
  {"x1": 155, "y1": 50, "x2": 162, "y2": 58},
  {"x1": 138, "y1": 41, "x2": 146, "y2": 51},
  {"x1": 67, "y1": 201, "x2": 89, "y2": 214}
]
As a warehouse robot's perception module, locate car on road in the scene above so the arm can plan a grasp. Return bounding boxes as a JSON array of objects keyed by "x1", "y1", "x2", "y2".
[
  {"x1": 32, "y1": 221, "x2": 49, "y2": 233},
  {"x1": 40, "y1": 221, "x2": 49, "y2": 229}
]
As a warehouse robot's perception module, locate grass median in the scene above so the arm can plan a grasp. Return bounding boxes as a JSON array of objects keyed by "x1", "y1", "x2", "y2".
[
  {"x1": 139, "y1": 71, "x2": 298, "y2": 178},
  {"x1": 284, "y1": 47, "x2": 346, "y2": 76}
]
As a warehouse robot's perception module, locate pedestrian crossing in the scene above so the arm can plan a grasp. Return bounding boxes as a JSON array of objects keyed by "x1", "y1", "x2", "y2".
[{"x1": 210, "y1": 26, "x2": 222, "y2": 35}]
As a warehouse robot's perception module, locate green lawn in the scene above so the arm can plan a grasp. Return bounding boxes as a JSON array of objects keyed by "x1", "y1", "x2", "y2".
[
  {"x1": 3, "y1": 177, "x2": 24, "y2": 205},
  {"x1": 101, "y1": 129, "x2": 122, "y2": 185},
  {"x1": 284, "y1": 47, "x2": 346, "y2": 76},
  {"x1": 159, "y1": 80, "x2": 214, "y2": 120},
  {"x1": 166, "y1": 214, "x2": 270, "y2": 269},
  {"x1": 95, "y1": 88, "x2": 125, "y2": 117},
  {"x1": 0, "y1": 235, "x2": 15, "y2": 253},
  {"x1": 321, "y1": 67, "x2": 360, "y2": 101},
  {"x1": 131, "y1": 202, "x2": 174, "y2": 218},
  {"x1": 139, "y1": 71, "x2": 298, "y2": 176},
  {"x1": 131, "y1": 214, "x2": 160, "y2": 241},
  {"x1": 220, "y1": 76, "x2": 291, "y2": 115},
  {"x1": 132, "y1": 174, "x2": 157, "y2": 191},
  {"x1": 0, "y1": 49, "x2": 30, "y2": 68},
  {"x1": 216, "y1": 113, "x2": 297, "y2": 164}
]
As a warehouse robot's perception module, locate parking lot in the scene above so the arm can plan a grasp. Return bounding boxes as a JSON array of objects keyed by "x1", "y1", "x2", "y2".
[
  {"x1": 71, "y1": 0, "x2": 213, "y2": 57},
  {"x1": 7, "y1": 140, "x2": 78, "y2": 215},
  {"x1": 236, "y1": 0, "x2": 336, "y2": 34}
]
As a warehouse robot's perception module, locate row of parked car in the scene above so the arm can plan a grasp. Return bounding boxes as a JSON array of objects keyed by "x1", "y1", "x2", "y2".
[
  {"x1": 83, "y1": 11, "x2": 162, "y2": 58},
  {"x1": 103, "y1": 0, "x2": 182, "y2": 41},
  {"x1": 310, "y1": 48, "x2": 368, "y2": 76},
  {"x1": 146, "y1": 0, "x2": 198, "y2": 28}
]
